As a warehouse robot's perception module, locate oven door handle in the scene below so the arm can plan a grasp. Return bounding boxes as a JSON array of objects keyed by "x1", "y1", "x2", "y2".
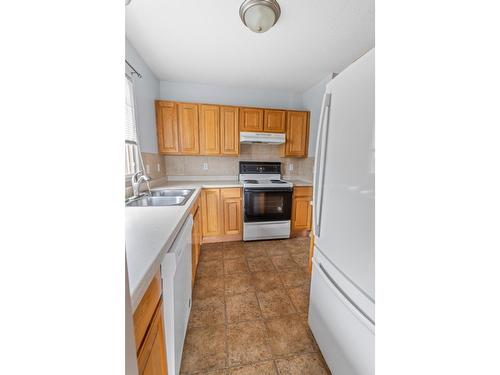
[{"x1": 244, "y1": 188, "x2": 293, "y2": 193}]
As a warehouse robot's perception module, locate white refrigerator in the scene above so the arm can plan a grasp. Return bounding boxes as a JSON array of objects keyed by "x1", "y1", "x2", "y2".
[{"x1": 309, "y1": 48, "x2": 375, "y2": 375}]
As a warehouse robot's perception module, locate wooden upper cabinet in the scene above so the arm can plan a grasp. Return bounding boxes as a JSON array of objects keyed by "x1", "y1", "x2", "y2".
[
  {"x1": 264, "y1": 109, "x2": 286, "y2": 133},
  {"x1": 156, "y1": 100, "x2": 308, "y2": 157},
  {"x1": 284, "y1": 111, "x2": 309, "y2": 157},
  {"x1": 199, "y1": 105, "x2": 220, "y2": 155},
  {"x1": 177, "y1": 103, "x2": 200, "y2": 154},
  {"x1": 239, "y1": 107, "x2": 264, "y2": 132},
  {"x1": 156, "y1": 101, "x2": 179, "y2": 154},
  {"x1": 220, "y1": 106, "x2": 239, "y2": 155},
  {"x1": 201, "y1": 189, "x2": 222, "y2": 237}
]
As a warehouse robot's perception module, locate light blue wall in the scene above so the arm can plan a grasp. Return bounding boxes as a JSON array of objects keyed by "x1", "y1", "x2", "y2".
[
  {"x1": 125, "y1": 39, "x2": 160, "y2": 153},
  {"x1": 127, "y1": 39, "x2": 333, "y2": 157},
  {"x1": 160, "y1": 81, "x2": 303, "y2": 109},
  {"x1": 301, "y1": 74, "x2": 334, "y2": 157},
  {"x1": 160, "y1": 76, "x2": 333, "y2": 157}
]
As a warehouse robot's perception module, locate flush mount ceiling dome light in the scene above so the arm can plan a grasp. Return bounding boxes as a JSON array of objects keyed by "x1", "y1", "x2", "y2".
[{"x1": 239, "y1": 0, "x2": 281, "y2": 33}]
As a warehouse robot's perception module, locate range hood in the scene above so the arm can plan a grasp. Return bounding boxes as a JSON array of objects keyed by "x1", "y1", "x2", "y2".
[{"x1": 240, "y1": 132, "x2": 286, "y2": 144}]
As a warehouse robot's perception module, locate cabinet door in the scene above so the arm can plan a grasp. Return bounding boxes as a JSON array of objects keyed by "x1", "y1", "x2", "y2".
[
  {"x1": 178, "y1": 103, "x2": 200, "y2": 154},
  {"x1": 137, "y1": 301, "x2": 168, "y2": 375},
  {"x1": 201, "y1": 189, "x2": 222, "y2": 237},
  {"x1": 133, "y1": 272, "x2": 162, "y2": 352},
  {"x1": 220, "y1": 106, "x2": 239, "y2": 155},
  {"x1": 264, "y1": 109, "x2": 286, "y2": 133},
  {"x1": 285, "y1": 111, "x2": 309, "y2": 157},
  {"x1": 292, "y1": 187, "x2": 313, "y2": 235},
  {"x1": 221, "y1": 188, "x2": 242, "y2": 236},
  {"x1": 239, "y1": 107, "x2": 263, "y2": 132},
  {"x1": 156, "y1": 101, "x2": 179, "y2": 154},
  {"x1": 195, "y1": 206, "x2": 202, "y2": 258},
  {"x1": 191, "y1": 208, "x2": 200, "y2": 287},
  {"x1": 199, "y1": 105, "x2": 220, "y2": 155},
  {"x1": 292, "y1": 196, "x2": 312, "y2": 231}
]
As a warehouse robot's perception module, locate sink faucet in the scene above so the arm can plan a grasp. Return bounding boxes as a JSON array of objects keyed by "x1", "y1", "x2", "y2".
[{"x1": 131, "y1": 171, "x2": 152, "y2": 197}]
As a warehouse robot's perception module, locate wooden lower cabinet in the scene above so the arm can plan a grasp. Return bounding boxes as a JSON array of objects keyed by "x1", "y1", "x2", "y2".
[
  {"x1": 201, "y1": 188, "x2": 242, "y2": 243},
  {"x1": 291, "y1": 186, "x2": 313, "y2": 237},
  {"x1": 191, "y1": 196, "x2": 202, "y2": 287},
  {"x1": 221, "y1": 188, "x2": 242, "y2": 236},
  {"x1": 133, "y1": 273, "x2": 168, "y2": 375},
  {"x1": 201, "y1": 189, "x2": 222, "y2": 237},
  {"x1": 137, "y1": 300, "x2": 168, "y2": 375}
]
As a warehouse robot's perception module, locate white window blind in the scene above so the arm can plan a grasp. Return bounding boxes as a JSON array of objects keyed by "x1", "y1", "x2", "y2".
[{"x1": 125, "y1": 75, "x2": 140, "y2": 178}]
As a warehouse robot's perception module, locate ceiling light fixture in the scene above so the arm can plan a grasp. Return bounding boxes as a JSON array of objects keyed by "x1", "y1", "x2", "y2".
[{"x1": 239, "y1": 0, "x2": 281, "y2": 33}]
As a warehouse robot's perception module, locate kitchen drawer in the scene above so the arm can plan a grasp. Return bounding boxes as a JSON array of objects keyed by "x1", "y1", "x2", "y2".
[
  {"x1": 294, "y1": 186, "x2": 312, "y2": 197},
  {"x1": 221, "y1": 187, "x2": 242, "y2": 199}
]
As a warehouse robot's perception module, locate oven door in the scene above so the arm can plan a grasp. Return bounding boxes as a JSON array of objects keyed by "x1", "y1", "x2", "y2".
[{"x1": 244, "y1": 188, "x2": 293, "y2": 223}]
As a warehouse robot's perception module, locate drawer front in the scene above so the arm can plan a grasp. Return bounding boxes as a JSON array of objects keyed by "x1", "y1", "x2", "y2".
[
  {"x1": 294, "y1": 186, "x2": 313, "y2": 197},
  {"x1": 133, "y1": 271, "x2": 162, "y2": 351},
  {"x1": 221, "y1": 187, "x2": 242, "y2": 199}
]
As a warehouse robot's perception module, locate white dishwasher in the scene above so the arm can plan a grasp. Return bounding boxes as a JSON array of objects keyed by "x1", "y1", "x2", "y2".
[{"x1": 161, "y1": 216, "x2": 192, "y2": 375}]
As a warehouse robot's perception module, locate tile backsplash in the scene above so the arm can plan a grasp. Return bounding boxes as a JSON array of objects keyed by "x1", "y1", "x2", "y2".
[
  {"x1": 163, "y1": 144, "x2": 314, "y2": 181},
  {"x1": 125, "y1": 152, "x2": 168, "y2": 198},
  {"x1": 141, "y1": 152, "x2": 167, "y2": 179},
  {"x1": 126, "y1": 148, "x2": 313, "y2": 198}
]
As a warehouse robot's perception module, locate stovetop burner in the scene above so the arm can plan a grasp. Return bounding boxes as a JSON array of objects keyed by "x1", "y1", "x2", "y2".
[{"x1": 239, "y1": 161, "x2": 293, "y2": 189}]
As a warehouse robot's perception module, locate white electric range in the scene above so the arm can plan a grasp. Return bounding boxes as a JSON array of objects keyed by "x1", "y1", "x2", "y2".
[{"x1": 239, "y1": 161, "x2": 293, "y2": 241}]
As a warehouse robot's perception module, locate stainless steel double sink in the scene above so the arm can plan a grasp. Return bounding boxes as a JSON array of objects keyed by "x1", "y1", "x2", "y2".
[{"x1": 126, "y1": 188, "x2": 194, "y2": 207}]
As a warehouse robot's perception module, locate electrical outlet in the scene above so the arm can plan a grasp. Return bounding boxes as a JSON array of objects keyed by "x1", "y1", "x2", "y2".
[
  {"x1": 288, "y1": 163, "x2": 294, "y2": 171},
  {"x1": 202, "y1": 162, "x2": 209, "y2": 171},
  {"x1": 157, "y1": 163, "x2": 161, "y2": 172},
  {"x1": 146, "y1": 165, "x2": 151, "y2": 174}
]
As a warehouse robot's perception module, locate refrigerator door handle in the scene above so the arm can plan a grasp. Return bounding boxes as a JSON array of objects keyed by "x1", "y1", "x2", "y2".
[
  {"x1": 313, "y1": 92, "x2": 331, "y2": 237},
  {"x1": 317, "y1": 260, "x2": 375, "y2": 327}
]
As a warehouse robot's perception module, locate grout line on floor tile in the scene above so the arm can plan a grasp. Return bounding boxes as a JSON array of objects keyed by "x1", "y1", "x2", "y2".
[{"x1": 185, "y1": 239, "x2": 315, "y2": 374}]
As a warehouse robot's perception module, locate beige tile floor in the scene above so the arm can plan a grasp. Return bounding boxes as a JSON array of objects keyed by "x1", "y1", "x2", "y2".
[{"x1": 180, "y1": 237, "x2": 332, "y2": 375}]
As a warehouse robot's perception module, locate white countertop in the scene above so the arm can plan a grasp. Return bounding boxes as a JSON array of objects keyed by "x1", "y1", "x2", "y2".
[
  {"x1": 153, "y1": 179, "x2": 242, "y2": 189},
  {"x1": 126, "y1": 177, "x2": 311, "y2": 310},
  {"x1": 283, "y1": 178, "x2": 313, "y2": 187},
  {"x1": 125, "y1": 188, "x2": 201, "y2": 311}
]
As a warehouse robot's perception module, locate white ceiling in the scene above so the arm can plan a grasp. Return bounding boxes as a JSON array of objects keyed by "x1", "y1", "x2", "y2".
[{"x1": 125, "y1": 0, "x2": 374, "y2": 92}]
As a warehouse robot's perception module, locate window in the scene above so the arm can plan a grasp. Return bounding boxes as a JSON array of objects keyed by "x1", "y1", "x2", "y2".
[{"x1": 125, "y1": 75, "x2": 141, "y2": 180}]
